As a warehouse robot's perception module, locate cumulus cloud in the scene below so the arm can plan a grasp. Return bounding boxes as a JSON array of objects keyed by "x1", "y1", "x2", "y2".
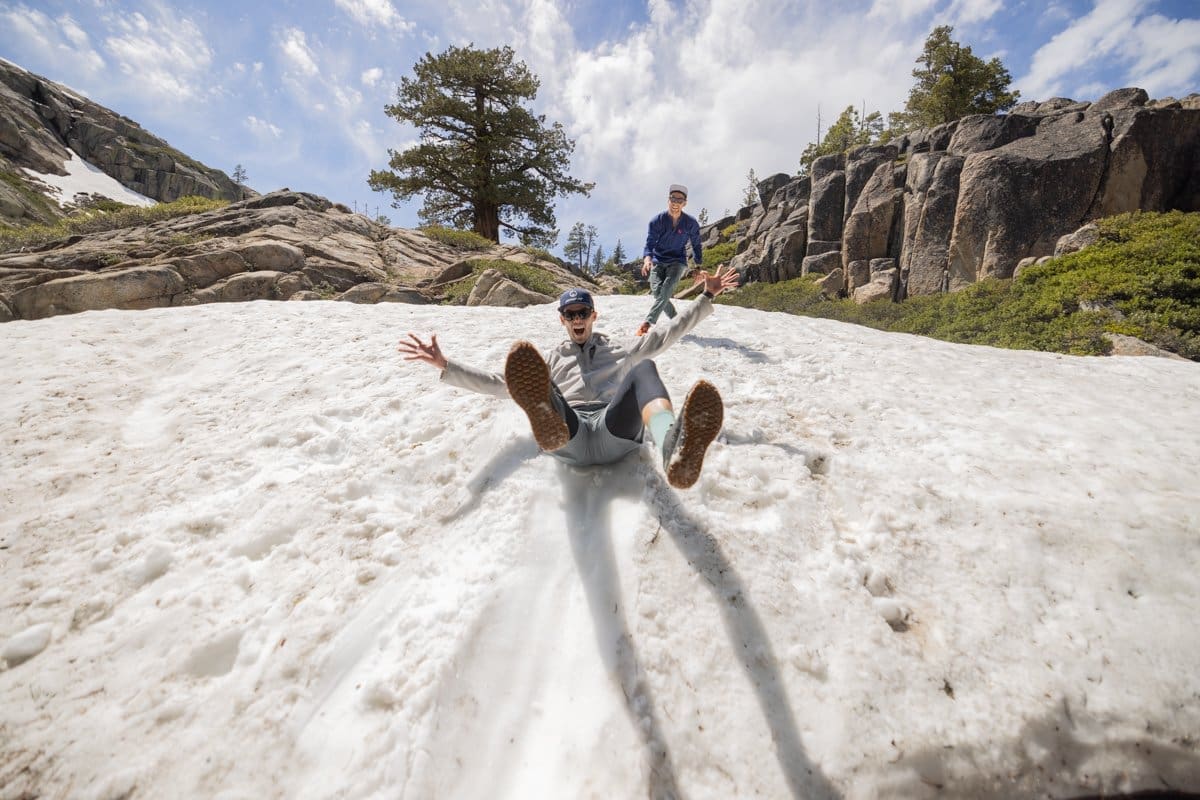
[
  {"x1": 361, "y1": 67, "x2": 384, "y2": 86},
  {"x1": 334, "y1": 0, "x2": 415, "y2": 31},
  {"x1": 102, "y1": 5, "x2": 213, "y2": 102},
  {"x1": 1020, "y1": 0, "x2": 1199, "y2": 100}
]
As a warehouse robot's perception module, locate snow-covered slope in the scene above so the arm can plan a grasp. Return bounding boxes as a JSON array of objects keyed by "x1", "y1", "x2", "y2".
[
  {"x1": 2, "y1": 297, "x2": 1198, "y2": 799},
  {"x1": 21, "y1": 148, "x2": 157, "y2": 208}
]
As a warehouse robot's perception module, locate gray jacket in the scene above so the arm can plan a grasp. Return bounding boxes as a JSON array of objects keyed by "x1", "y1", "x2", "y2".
[{"x1": 441, "y1": 295, "x2": 715, "y2": 406}]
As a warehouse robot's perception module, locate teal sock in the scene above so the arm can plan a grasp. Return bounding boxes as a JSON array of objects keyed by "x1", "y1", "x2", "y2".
[{"x1": 648, "y1": 410, "x2": 675, "y2": 454}]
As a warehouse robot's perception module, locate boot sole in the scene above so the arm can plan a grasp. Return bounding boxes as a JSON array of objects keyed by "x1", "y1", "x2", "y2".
[
  {"x1": 505, "y1": 341, "x2": 569, "y2": 451},
  {"x1": 666, "y1": 380, "x2": 723, "y2": 489}
]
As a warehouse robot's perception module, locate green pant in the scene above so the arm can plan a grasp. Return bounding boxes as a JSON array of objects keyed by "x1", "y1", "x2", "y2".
[{"x1": 646, "y1": 261, "x2": 684, "y2": 324}]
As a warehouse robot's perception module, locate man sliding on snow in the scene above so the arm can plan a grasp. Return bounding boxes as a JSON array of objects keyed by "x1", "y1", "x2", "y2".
[{"x1": 398, "y1": 266, "x2": 739, "y2": 489}]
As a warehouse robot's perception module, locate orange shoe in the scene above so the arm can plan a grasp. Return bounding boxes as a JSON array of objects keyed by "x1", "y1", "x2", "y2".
[{"x1": 635, "y1": 322, "x2": 651, "y2": 336}]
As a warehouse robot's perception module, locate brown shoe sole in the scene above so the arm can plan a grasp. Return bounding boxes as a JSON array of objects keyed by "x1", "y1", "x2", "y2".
[
  {"x1": 666, "y1": 380, "x2": 723, "y2": 489},
  {"x1": 505, "y1": 341, "x2": 569, "y2": 451}
]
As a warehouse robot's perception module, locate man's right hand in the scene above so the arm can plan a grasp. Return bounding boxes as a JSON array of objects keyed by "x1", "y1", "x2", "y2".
[
  {"x1": 641, "y1": 257, "x2": 652, "y2": 278},
  {"x1": 398, "y1": 333, "x2": 447, "y2": 370}
]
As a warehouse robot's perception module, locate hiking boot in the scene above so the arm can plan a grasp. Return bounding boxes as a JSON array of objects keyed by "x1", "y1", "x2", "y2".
[
  {"x1": 505, "y1": 341, "x2": 569, "y2": 451},
  {"x1": 636, "y1": 321, "x2": 652, "y2": 336},
  {"x1": 662, "y1": 380, "x2": 723, "y2": 489}
]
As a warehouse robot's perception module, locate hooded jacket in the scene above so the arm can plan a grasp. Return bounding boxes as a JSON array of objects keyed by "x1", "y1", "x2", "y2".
[{"x1": 441, "y1": 294, "x2": 714, "y2": 407}]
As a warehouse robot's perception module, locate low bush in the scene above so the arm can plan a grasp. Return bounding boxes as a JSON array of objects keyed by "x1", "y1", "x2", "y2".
[
  {"x1": 420, "y1": 226, "x2": 493, "y2": 251},
  {"x1": 0, "y1": 196, "x2": 228, "y2": 253}
]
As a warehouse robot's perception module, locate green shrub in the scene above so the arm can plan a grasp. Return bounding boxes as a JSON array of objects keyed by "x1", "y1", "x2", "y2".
[
  {"x1": 702, "y1": 241, "x2": 738, "y2": 269},
  {"x1": 720, "y1": 211, "x2": 1200, "y2": 361},
  {"x1": 720, "y1": 222, "x2": 741, "y2": 239},
  {"x1": 0, "y1": 195, "x2": 228, "y2": 253},
  {"x1": 420, "y1": 226, "x2": 493, "y2": 250}
]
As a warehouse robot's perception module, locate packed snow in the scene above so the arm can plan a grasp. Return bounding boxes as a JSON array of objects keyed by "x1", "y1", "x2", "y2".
[
  {"x1": 1, "y1": 296, "x2": 1198, "y2": 799},
  {"x1": 20, "y1": 148, "x2": 156, "y2": 209}
]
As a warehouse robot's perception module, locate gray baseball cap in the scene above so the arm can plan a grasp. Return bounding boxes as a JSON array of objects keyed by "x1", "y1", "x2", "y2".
[{"x1": 669, "y1": 184, "x2": 688, "y2": 197}]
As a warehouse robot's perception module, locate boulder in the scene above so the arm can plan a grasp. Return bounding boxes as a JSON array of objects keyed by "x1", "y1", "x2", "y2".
[
  {"x1": 216, "y1": 271, "x2": 285, "y2": 303},
  {"x1": 948, "y1": 111, "x2": 1108, "y2": 284},
  {"x1": 1054, "y1": 223, "x2": 1101, "y2": 257},
  {"x1": 235, "y1": 241, "x2": 306, "y2": 272},
  {"x1": 816, "y1": 269, "x2": 845, "y2": 298},
  {"x1": 12, "y1": 265, "x2": 185, "y2": 318},
  {"x1": 801, "y1": 251, "x2": 842, "y2": 276},
  {"x1": 806, "y1": 239, "x2": 841, "y2": 256},
  {"x1": 338, "y1": 282, "x2": 389, "y2": 303},
  {"x1": 1091, "y1": 87, "x2": 1149, "y2": 112},
  {"x1": 853, "y1": 269, "x2": 897, "y2": 304},
  {"x1": 467, "y1": 269, "x2": 553, "y2": 307}
]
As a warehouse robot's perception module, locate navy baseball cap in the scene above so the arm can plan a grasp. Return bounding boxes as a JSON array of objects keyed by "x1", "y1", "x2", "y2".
[{"x1": 558, "y1": 288, "x2": 594, "y2": 312}]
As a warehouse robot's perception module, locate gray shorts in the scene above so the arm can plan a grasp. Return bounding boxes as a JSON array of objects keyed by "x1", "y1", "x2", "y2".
[{"x1": 549, "y1": 405, "x2": 644, "y2": 467}]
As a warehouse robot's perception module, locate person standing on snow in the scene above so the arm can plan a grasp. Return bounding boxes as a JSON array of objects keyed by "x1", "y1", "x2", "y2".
[
  {"x1": 398, "y1": 267, "x2": 739, "y2": 489},
  {"x1": 637, "y1": 183, "x2": 705, "y2": 337}
]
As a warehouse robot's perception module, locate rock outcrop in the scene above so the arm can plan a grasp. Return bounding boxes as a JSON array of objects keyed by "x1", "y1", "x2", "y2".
[
  {"x1": 718, "y1": 87, "x2": 1200, "y2": 299},
  {"x1": 0, "y1": 59, "x2": 249, "y2": 228},
  {"x1": 0, "y1": 190, "x2": 593, "y2": 321}
]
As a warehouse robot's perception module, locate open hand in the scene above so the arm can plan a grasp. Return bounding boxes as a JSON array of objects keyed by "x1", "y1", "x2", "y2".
[
  {"x1": 693, "y1": 263, "x2": 740, "y2": 297},
  {"x1": 398, "y1": 333, "x2": 447, "y2": 370}
]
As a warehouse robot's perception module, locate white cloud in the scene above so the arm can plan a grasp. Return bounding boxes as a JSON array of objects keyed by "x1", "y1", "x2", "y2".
[
  {"x1": 361, "y1": 67, "x2": 384, "y2": 86},
  {"x1": 947, "y1": 0, "x2": 1004, "y2": 25},
  {"x1": 1017, "y1": 0, "x2": 1147, "y2": 99},
  {"x1": 869, "y1": 0, "x2": 937, "y2": 20},
  {"x1": 247, "y1": 115, "x2": 283, "y2": 139},
  {"x1": 102, "y1": 5, "x2": 213, "y2": 102},
  {"x1": 0, "y1": 6, "x2": 106, "y2": 77},
  {"x1": 334, "y1": 0, "x2": 415, "y2": 31},
  {"x1": 279, "y1": 27, "x2": 320, "y2": 77}
]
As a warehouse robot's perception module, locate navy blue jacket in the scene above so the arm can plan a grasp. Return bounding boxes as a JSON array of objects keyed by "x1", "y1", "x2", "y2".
[{"x1": 643, "y1": 211, "x2": 702, "y2": 266}]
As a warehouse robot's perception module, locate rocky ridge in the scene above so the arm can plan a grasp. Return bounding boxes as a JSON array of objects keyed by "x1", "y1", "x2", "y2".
[
  {"x1": 0, "y1": 190, "x2": 599, "y2": 322},
  {"x1": 0, "y1": 58, "x2": 248, "y2": 227},
  {"x1": 712, "y1": 87, "x2": 1200, "y2": 304}
]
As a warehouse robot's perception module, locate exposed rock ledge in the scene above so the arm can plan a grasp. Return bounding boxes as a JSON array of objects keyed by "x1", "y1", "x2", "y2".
[{"x1": 0, "y1": 190, "x2": 600, "y2": 321}]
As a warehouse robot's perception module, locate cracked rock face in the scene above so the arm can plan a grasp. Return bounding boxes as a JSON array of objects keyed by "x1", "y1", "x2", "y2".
[{"x1": 704, "y1": 88, "x2": 1200, "y2": 299}]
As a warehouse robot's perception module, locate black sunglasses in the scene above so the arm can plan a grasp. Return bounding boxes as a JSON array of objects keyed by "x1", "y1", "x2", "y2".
[
  {"x1": 668, "y1": 195, "x2": 686, "y2": 203},
  {"x1": 561, "y1": 308, "x2": 592, "y2": 321}
]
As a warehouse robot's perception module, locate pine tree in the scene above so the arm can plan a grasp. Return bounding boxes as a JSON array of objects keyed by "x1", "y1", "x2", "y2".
[
  {"x1": 231, "y1": 164, "x2": 247, "y2": 184},
  {"x1": 611, "y1": 238, "x2": 627, "y2": 266},
  {"x1": 742, "y1": 168, "x2": 759, "y2": 207},
  {"x1": 889, "y1": 26, "x2": 1019, "y2": 131},
  {"x1": 369, "y1": 45, "x2": 593, "y2": 242}
]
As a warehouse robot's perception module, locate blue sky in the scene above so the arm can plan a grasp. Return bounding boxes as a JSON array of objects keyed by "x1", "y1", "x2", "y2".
[{"x1": 2, "y1": 0, "x2": 1198, "y2": 261}]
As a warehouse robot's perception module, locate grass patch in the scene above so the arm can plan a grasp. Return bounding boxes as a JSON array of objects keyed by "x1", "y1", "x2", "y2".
[
  {"x1": 720, "y1": 211, "x2": 1200, "y2": 360},
  {"x1": 702, "y1": 241, "x2": 738, "y2": 269},
  {"x1": 0, "y1": 196, "x2": 228, "y2": 253},
  {"x1": 420, "y1": 226, "x2": 494, "y2": 251},
  {"x1": 442, "y1": 258, "x2": 559, "y2": 304}
]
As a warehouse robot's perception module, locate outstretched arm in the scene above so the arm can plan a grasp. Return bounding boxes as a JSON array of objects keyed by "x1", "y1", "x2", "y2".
[
  {"x1": 398, "y1": 332, "x2": 448, "y2": 370},
  {"x1": 400, "y1": 332, "x2": 510, "y2": 399}
]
